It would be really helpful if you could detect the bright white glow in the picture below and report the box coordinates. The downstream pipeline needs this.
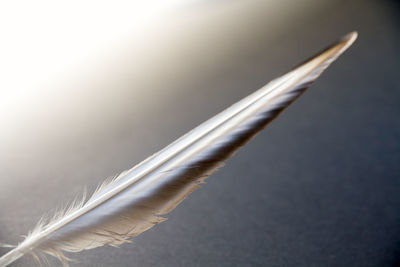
[0,0,183,108]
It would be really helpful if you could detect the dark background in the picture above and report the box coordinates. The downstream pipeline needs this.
[0,0,399,266]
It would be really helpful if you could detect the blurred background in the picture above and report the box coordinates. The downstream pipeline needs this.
[0,0,399,266]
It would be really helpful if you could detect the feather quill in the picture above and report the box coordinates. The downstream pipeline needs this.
[0,32,357,266]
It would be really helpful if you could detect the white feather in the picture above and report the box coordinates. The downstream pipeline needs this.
[0,32,357,267]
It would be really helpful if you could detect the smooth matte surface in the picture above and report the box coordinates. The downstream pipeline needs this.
[0,0,399,266]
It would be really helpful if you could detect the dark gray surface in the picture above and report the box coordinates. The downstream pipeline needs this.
[1,0,399,266]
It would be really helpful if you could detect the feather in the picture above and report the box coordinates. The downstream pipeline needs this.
[0,32,357,266]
